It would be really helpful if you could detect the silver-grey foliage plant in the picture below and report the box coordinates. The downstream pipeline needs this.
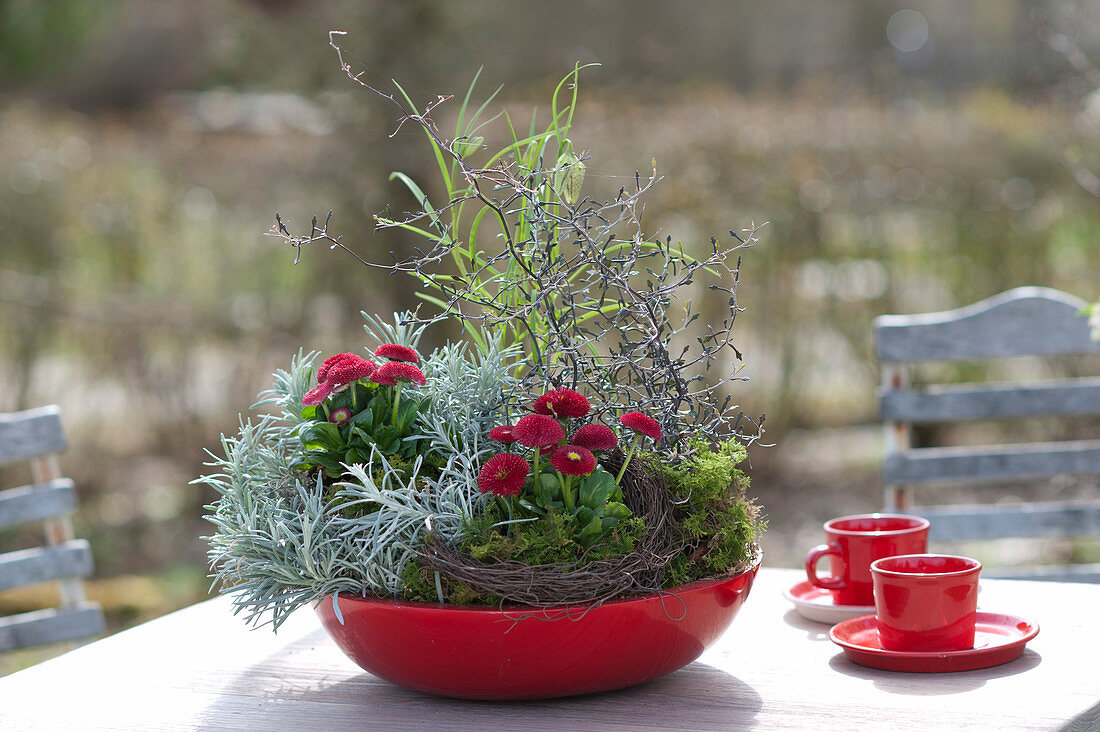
[200,313,518,628]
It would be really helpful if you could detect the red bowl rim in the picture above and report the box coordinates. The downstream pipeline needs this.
[323,548,762,614]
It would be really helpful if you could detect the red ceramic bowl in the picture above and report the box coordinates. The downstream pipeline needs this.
[315,553,761,700]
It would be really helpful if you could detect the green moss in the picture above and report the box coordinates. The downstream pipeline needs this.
[462,504,647,568]
[659,438,765,588]
[467,511,576,564]
[401,559,499,605]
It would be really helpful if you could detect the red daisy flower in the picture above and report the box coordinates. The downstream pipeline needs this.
[316,353,342,383]
[549,445,597,476]
[513,414,566,448]
[532,388,590,419]
[571,424,618,452]
[619,411,662,441]
[318,353,377,386]
[372,360,426,386]
[307,353,377,405]
[329,407,352,426]
[370,371,397,386]
[302,382,333,406]
[488,425,517,444]
[374,343,421,364]
[477,453,530,496]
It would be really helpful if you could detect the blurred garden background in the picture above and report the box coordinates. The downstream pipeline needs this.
[2,0,1100,671]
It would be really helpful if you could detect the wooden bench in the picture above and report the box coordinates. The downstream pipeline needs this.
[875,287,1100,581]
[0,406,105,652]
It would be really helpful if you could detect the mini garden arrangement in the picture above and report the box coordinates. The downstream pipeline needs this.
[200,32,766,699]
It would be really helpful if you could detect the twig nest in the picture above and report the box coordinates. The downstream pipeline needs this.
[417,450,685,608]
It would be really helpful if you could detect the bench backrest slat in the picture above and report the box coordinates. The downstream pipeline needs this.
[882,441,1100,485]
[880,378,1100,423]
[915,501,1100,541]
[0,605,105,654]
[0,540,95,593]
[874,286,1100,363]
[0,480,77,529]
[0,406,67,466]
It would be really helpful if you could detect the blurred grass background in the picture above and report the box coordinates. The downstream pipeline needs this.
[2,0,1100,672]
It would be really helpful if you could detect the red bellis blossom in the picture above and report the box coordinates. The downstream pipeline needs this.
[477,453,530,496]
[488,425,517,444]
[571,424,618,452]
[532,388,590,419]
[318,353,377,385]
[302,384,331,406]
[619,411,662,441]
[371,361,426,387]
[549,445,597,476]
[374,343,420,364]
[369,372,396,387]
[513,414,566,448]
[304,353,377,405]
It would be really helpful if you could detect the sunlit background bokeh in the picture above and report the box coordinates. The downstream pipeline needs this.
[2,0,1100,670]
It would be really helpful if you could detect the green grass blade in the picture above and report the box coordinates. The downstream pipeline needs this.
[465,84,504,136]
[392,80,454,198]
[455,66,484,138]
[467,206,492,260]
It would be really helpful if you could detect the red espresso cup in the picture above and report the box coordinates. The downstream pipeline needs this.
[870,554,981,652]
[804,514,930,606]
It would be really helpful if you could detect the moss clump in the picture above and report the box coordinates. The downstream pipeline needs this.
[401,559,498,605]
[660,438,765,588]
[467,512,647,566]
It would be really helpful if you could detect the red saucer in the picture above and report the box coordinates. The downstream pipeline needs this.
[829,612,1039,673]
[784,581,875,624]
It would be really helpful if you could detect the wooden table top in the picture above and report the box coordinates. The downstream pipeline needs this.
[1,567,1098,731]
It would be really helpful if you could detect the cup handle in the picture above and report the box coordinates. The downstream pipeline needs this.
[805,543,846,590]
